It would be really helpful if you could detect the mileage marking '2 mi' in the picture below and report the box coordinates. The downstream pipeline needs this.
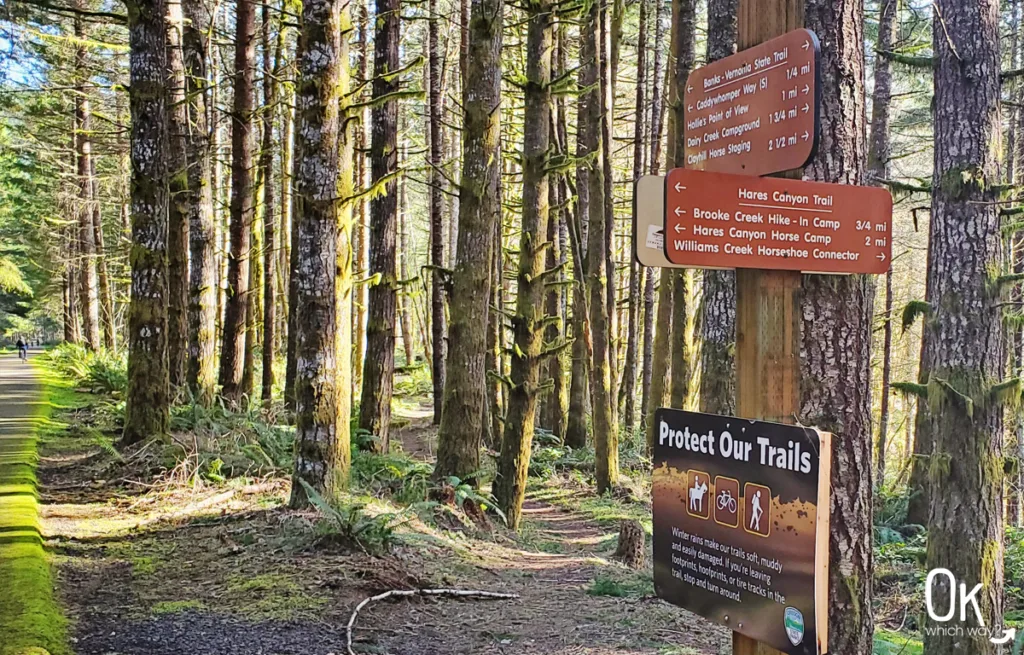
[663,168,892,275]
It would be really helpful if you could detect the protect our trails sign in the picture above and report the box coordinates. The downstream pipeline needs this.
[653,409,831,655]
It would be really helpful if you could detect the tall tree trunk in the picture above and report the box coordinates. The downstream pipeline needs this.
[64,227,81,345]
[495,0,552,527]
[74,8,102,352]
[219,0,257,402]
[540,175,567,439]
[183,0,217,404]
[923,2,1004,653]
[397,148,416,365]
[353,0,370,388]
[288,0,352,506]
[565,47,591,452]
[358,0,400,452]
[801,0,874,650]
[697,0,737,416]
[428,0,448,424]
[620,0,647,434]
[664,0,695,412]
[91,164,116,350]
[435,0,503,476]
[166,0,190,388]
[583,0,618,493]
[260,1,283,405]
[648,0,666,177]
[868,0,896,488]
[123,0,171,445]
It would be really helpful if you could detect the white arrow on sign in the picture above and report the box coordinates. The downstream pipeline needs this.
[802,103,810,113]
[802,40,810,51]
[802,84,810,95]
[688,104,694,112]
[877,253,886,261]
[801,131,809,141]
[687,84,693,92]
[674,183,686,192]
[674,207,685,217]
[673,224,684,234]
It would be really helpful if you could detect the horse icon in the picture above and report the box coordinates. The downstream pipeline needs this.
[689,477,708,513]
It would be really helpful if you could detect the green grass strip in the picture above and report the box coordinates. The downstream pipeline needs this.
[0,357,70,655]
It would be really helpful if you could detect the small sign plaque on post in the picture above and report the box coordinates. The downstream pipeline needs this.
[684,28,820,176]
[653,409,831,655]
[663,167,892,274]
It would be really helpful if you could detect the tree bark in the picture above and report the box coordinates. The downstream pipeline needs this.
[620,0,647,434]
[91,161,116,351]
[582,0,618,493]
[923,2,1005,653]
[353,0,370,388]
[288,0,352,506]
[260,1,283,405]
[73,6,101,353]
[495,0,552,528]
[358,0,401,452]
[219,0,257,402]
[183,0,217,404]
[697,0,737,416]
[166,0,190,388]
[123,0,171,445]
[438,0,504,467]
[801,0,874,650]
[428,0,448,424]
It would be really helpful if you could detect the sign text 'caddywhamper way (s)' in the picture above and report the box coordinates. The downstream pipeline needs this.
[663,168,892,274]
[684,28,819,176]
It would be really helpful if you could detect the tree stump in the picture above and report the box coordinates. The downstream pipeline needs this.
[614,519,646,569]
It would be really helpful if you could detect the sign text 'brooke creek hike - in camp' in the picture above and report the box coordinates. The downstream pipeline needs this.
[653,410,831,655]
[683,28,819,176]
[663,168,893,274]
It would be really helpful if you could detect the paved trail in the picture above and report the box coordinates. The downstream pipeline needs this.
[0,351,66,655]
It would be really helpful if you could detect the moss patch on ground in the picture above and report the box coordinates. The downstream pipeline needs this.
[0,357,69,655]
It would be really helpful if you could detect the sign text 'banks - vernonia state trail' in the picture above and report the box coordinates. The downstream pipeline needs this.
[684,28,819,176]
[663,168,892,274]
[653,409,831,655]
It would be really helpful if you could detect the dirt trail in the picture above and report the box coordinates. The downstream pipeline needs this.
[42,397,726,655]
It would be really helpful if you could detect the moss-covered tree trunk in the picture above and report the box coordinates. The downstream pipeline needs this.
[352,0,370,390]
[494,0,552,528]
[289,0,352,506]
[582,0,618,493]
[566,56,590,451]
[620,0,646,434]
[73,7,102,353]
[800,0,874,650]
[427,0,448,424]
[182,0,216,404]
[260,2,283,406]
[697,0,737,416]
[358,0,400,452]
[166,0,189,389]
[923,1,1005,653]
[123,0,171,446]
[219,0,257,403]
[868,0,896,487]
[540,177,568,440]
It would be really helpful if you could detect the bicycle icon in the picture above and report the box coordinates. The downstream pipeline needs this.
[717,489,737,513]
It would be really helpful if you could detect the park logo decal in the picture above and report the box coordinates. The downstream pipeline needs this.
[784,607,804,646]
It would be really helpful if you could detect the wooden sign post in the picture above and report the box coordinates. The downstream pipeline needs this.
[735,2,805,655]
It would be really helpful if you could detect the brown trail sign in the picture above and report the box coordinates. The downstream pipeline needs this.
[684,29,819,177]
[662,168,892,274]
[653,409,831,655]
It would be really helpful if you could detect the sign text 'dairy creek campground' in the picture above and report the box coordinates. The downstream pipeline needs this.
[653,410,831,655]
[684,28,819,176]
[663,168,892,274]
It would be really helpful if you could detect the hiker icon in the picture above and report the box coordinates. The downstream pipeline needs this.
[743,482,771,537]
[687,471,711,519]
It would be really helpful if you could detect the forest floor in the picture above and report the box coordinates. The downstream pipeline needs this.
[36,368,731,655]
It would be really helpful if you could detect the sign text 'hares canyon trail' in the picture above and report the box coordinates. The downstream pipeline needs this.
[663,168,892,275]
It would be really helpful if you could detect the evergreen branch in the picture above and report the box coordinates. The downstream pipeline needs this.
[891,381,928,399]
[882,178,931,194]
[900,300,932,333]
[348,89,425,112]
[877,50,935,69]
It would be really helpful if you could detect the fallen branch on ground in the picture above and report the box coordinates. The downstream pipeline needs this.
[346,588,520,655]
